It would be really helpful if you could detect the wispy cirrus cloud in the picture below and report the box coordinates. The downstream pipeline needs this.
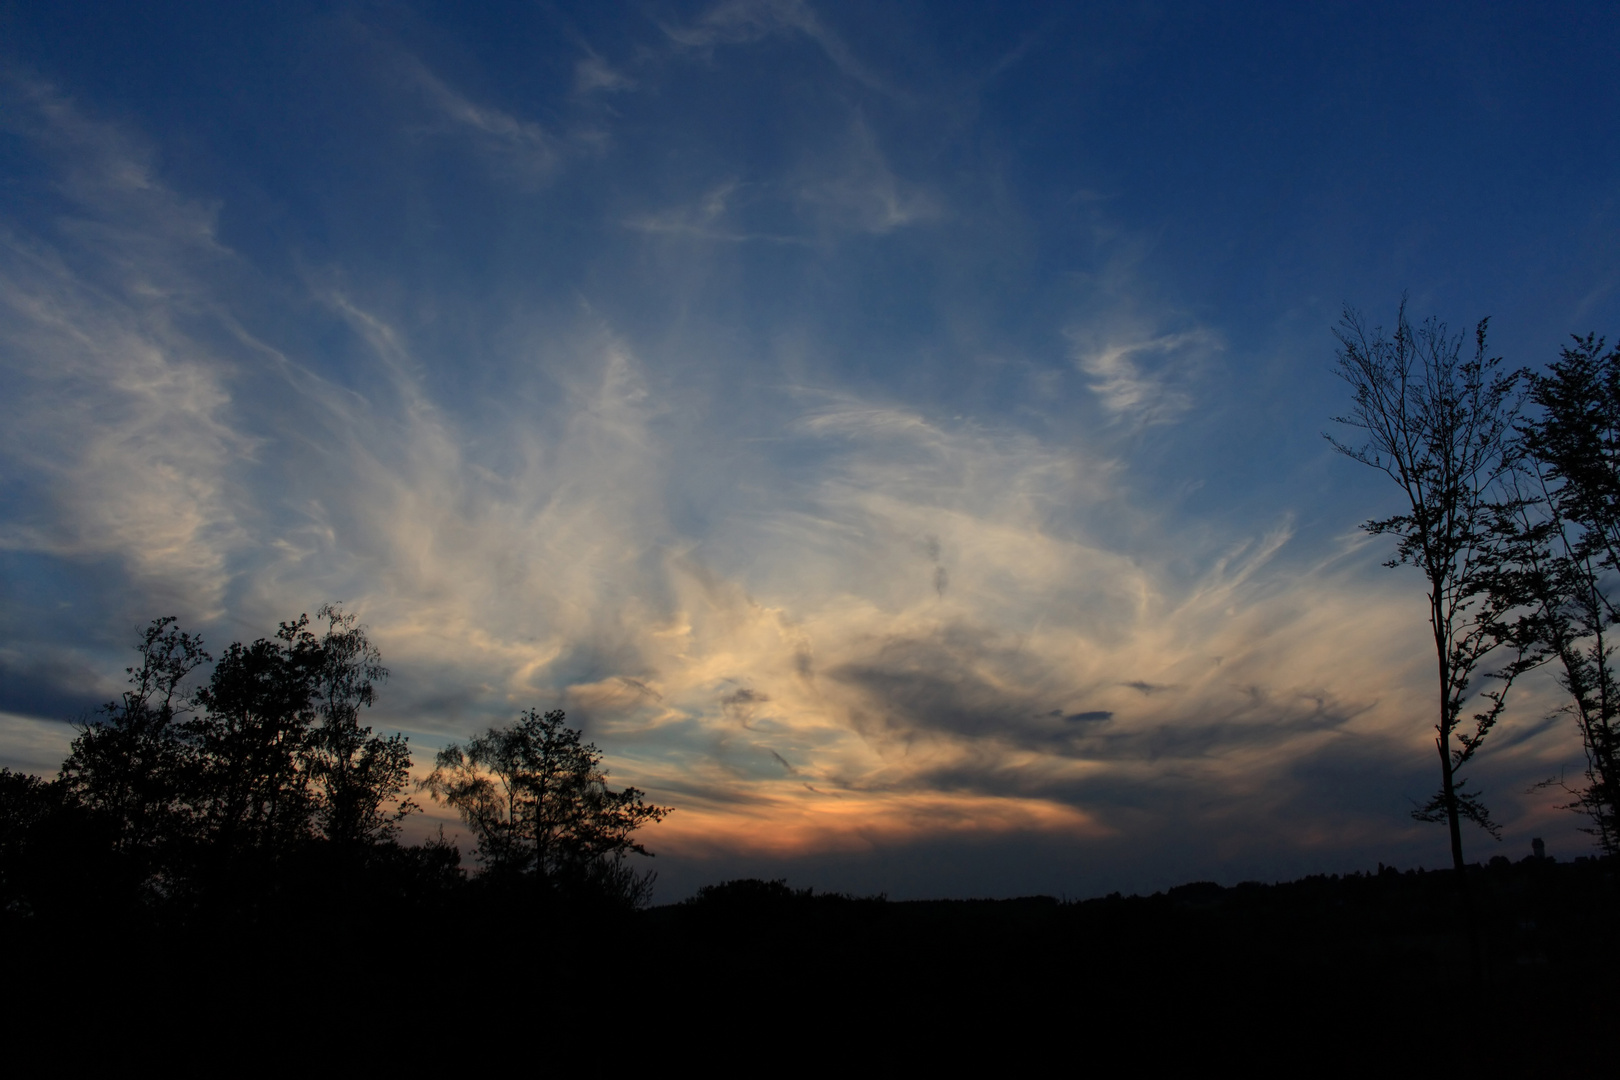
[0,13,1594,904]
[624,180,814,244]
[1070,328,1216,425]
[573,52,636,97]
[627,115,939,243]
[794,116,941,235]
[0,136,1555,866]
[390,52,560,183]
[662,0,893,95]
[0,78,250,615]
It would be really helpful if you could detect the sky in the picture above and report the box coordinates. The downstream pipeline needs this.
[2,0,1618,901]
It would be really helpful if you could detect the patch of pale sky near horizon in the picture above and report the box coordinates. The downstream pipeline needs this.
[0,53,1596,880]
[0,713,75,776]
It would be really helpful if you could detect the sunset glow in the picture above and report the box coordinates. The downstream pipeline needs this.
[3,1,1615,900]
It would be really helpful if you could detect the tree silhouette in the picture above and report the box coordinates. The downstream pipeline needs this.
[0,768,82,918]
[59,617,210,888]
[422,708,669,906]
[1520,334,1620,852]
[189,615,326,865]
[303,604,414,849]
[188,605,417,890]
[1328,302,1543,874]
[55,607,418,907]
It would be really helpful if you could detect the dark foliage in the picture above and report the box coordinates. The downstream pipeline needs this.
[1519,335,1620,853]
[9,599,1618,1060]
[13,607,440,926]
[4,609,681,940]
[0,768,105,919]
[58,616,210,901]
[619,857,1614,1061]
[422,707,670,909]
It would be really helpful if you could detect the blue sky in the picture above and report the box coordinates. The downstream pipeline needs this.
[3,1,1617,899]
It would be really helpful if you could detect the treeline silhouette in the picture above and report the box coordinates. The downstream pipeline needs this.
[653,862,1612,1064]
[3,607,1616,1054]
[0,607,664,945]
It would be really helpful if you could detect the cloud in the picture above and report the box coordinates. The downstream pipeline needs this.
[391,53,559,182]
[0,58,1584,894]
[624,180,816,244]
[794,116,941,234]
[0,644,116,723]
[0,78,250,615]
[627,114,942,242]
[1070,328,1216,424]
[0,712,77,776]
[1,231,1571,878]
[662,0,892,94]
[574,53,636,96]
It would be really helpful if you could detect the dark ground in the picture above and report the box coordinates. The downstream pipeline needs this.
[9,854,1611,1063]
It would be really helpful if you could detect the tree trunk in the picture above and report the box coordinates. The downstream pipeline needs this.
[1438,732,1466,874]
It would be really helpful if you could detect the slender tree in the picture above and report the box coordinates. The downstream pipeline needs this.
[1328,302,1542,874]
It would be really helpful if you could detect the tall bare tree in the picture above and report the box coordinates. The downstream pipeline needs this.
[1328,301,1542,874]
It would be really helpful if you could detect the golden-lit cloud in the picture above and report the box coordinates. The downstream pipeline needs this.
[230,298,1530,867]
[0,41,1594,900]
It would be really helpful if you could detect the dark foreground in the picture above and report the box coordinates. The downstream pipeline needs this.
[8,855,1613,1062]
